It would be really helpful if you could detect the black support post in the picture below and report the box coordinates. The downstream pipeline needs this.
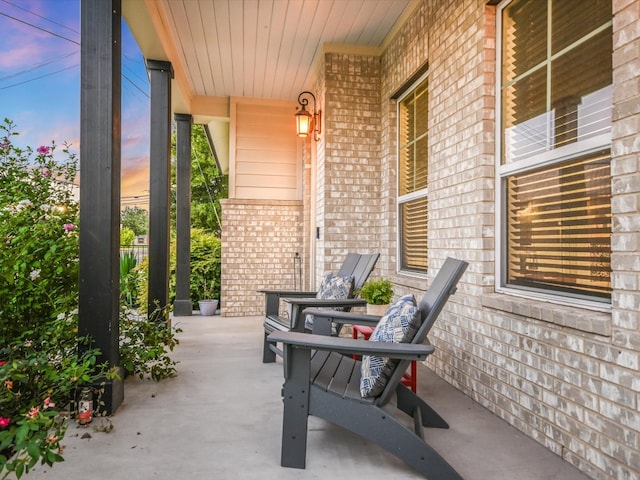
[146,60,174,320]
[79,0,124,414]
[173,113,193,316]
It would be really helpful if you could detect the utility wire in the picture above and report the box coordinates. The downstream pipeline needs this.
[0,65,77,90]
[194,155,222,229]
[1,63,147,98]
[123,53,148,85]
[1,0,79,34]
[1,7,148,97]
[0,11,79,45]
[123,73,149,98]
[0,51,77,81]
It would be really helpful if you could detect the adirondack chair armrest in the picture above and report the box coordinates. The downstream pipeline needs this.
[257,289,318,296]
[267,331,435,361]
[258,289,318,317]
[301,308,380,335]
[282,297,367,332]
[283,297,366,308]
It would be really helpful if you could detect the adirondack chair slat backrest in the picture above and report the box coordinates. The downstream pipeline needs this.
[336,253,361,279]
[348,254,380,291]
[375,257,468,406]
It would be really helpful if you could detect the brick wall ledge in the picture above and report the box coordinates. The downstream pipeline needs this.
[220,199,303,206]
[481,293,611,337]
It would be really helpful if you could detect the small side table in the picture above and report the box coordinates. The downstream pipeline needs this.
[352,325,417,393]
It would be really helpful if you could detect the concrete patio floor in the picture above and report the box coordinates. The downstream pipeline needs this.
[26,314,590,480]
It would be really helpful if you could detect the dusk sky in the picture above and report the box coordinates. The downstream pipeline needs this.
[0,0,151,209]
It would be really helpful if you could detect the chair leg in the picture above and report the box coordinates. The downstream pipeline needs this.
[280,346,311,469]
[396,383,449,429]
[263,332,276,363]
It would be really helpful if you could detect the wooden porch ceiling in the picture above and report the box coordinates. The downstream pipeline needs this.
[124,0,416,107]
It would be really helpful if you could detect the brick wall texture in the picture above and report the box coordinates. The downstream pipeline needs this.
[220,199,303,317]
[221,1,639,478]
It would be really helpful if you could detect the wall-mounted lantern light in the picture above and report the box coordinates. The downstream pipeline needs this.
[295,91,321,141]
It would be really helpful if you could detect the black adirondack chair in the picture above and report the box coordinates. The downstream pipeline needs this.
[260,252,379,363]
[267,257,468,479]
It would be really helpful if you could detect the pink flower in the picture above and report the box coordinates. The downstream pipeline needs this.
[0,417,10,428]
[0,361,4,366]
[44,396,56,409]
[37,145,50,155]
[26,407,40,419]
[63,223,75,232]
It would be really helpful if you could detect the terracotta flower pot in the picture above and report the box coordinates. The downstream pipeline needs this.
[366,303,390,316]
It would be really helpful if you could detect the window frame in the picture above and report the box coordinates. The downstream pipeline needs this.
[396,72,429,276]
[495,0,613,311]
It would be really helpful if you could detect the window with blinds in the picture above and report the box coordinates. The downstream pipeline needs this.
[506,151,611,299]
[398,77,428,273]
[499,0,612,302]
[501,0,612,164]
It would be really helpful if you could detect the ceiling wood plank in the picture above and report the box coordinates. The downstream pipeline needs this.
[252,0,274,98]
[213,0,234,96]
[261,0,289,98]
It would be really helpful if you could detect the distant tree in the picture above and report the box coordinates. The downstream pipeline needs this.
[121,206,148,236]
[171,124,228,236]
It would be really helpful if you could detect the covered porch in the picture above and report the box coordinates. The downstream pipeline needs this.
[27,314,589,480]
[75,1,640,478]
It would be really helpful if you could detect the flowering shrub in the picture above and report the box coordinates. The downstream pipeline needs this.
[0,120,105,477]
[0,119,79,340]
[0,317,105,478]
[0,119,181,477]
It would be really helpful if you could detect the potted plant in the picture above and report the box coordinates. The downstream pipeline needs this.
[358,278,394,315]
[198,278,218,316]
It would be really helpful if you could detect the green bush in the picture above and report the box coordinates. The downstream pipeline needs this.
[120,226,135,246]
[119,306,180,381]
[166,229,221,306]
[189,229,221,302]
[120,251,139,308]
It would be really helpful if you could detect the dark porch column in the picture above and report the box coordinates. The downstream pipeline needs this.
[173,113,193,316]
[79,0,124,414]
[146,60,174,320]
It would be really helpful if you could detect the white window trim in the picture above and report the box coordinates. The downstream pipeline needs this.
[494,0,612,311]
[396,71,429,277]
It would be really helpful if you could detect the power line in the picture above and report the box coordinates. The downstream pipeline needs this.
[1,6,148,97]
[0,51,77,82]
[194,155,222,229]
[1,63,148,98]
[123,73,149,99]
[0,0,79,35]
[0,11,79,45]
[0,64,77,90]
[123,54,149,86]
